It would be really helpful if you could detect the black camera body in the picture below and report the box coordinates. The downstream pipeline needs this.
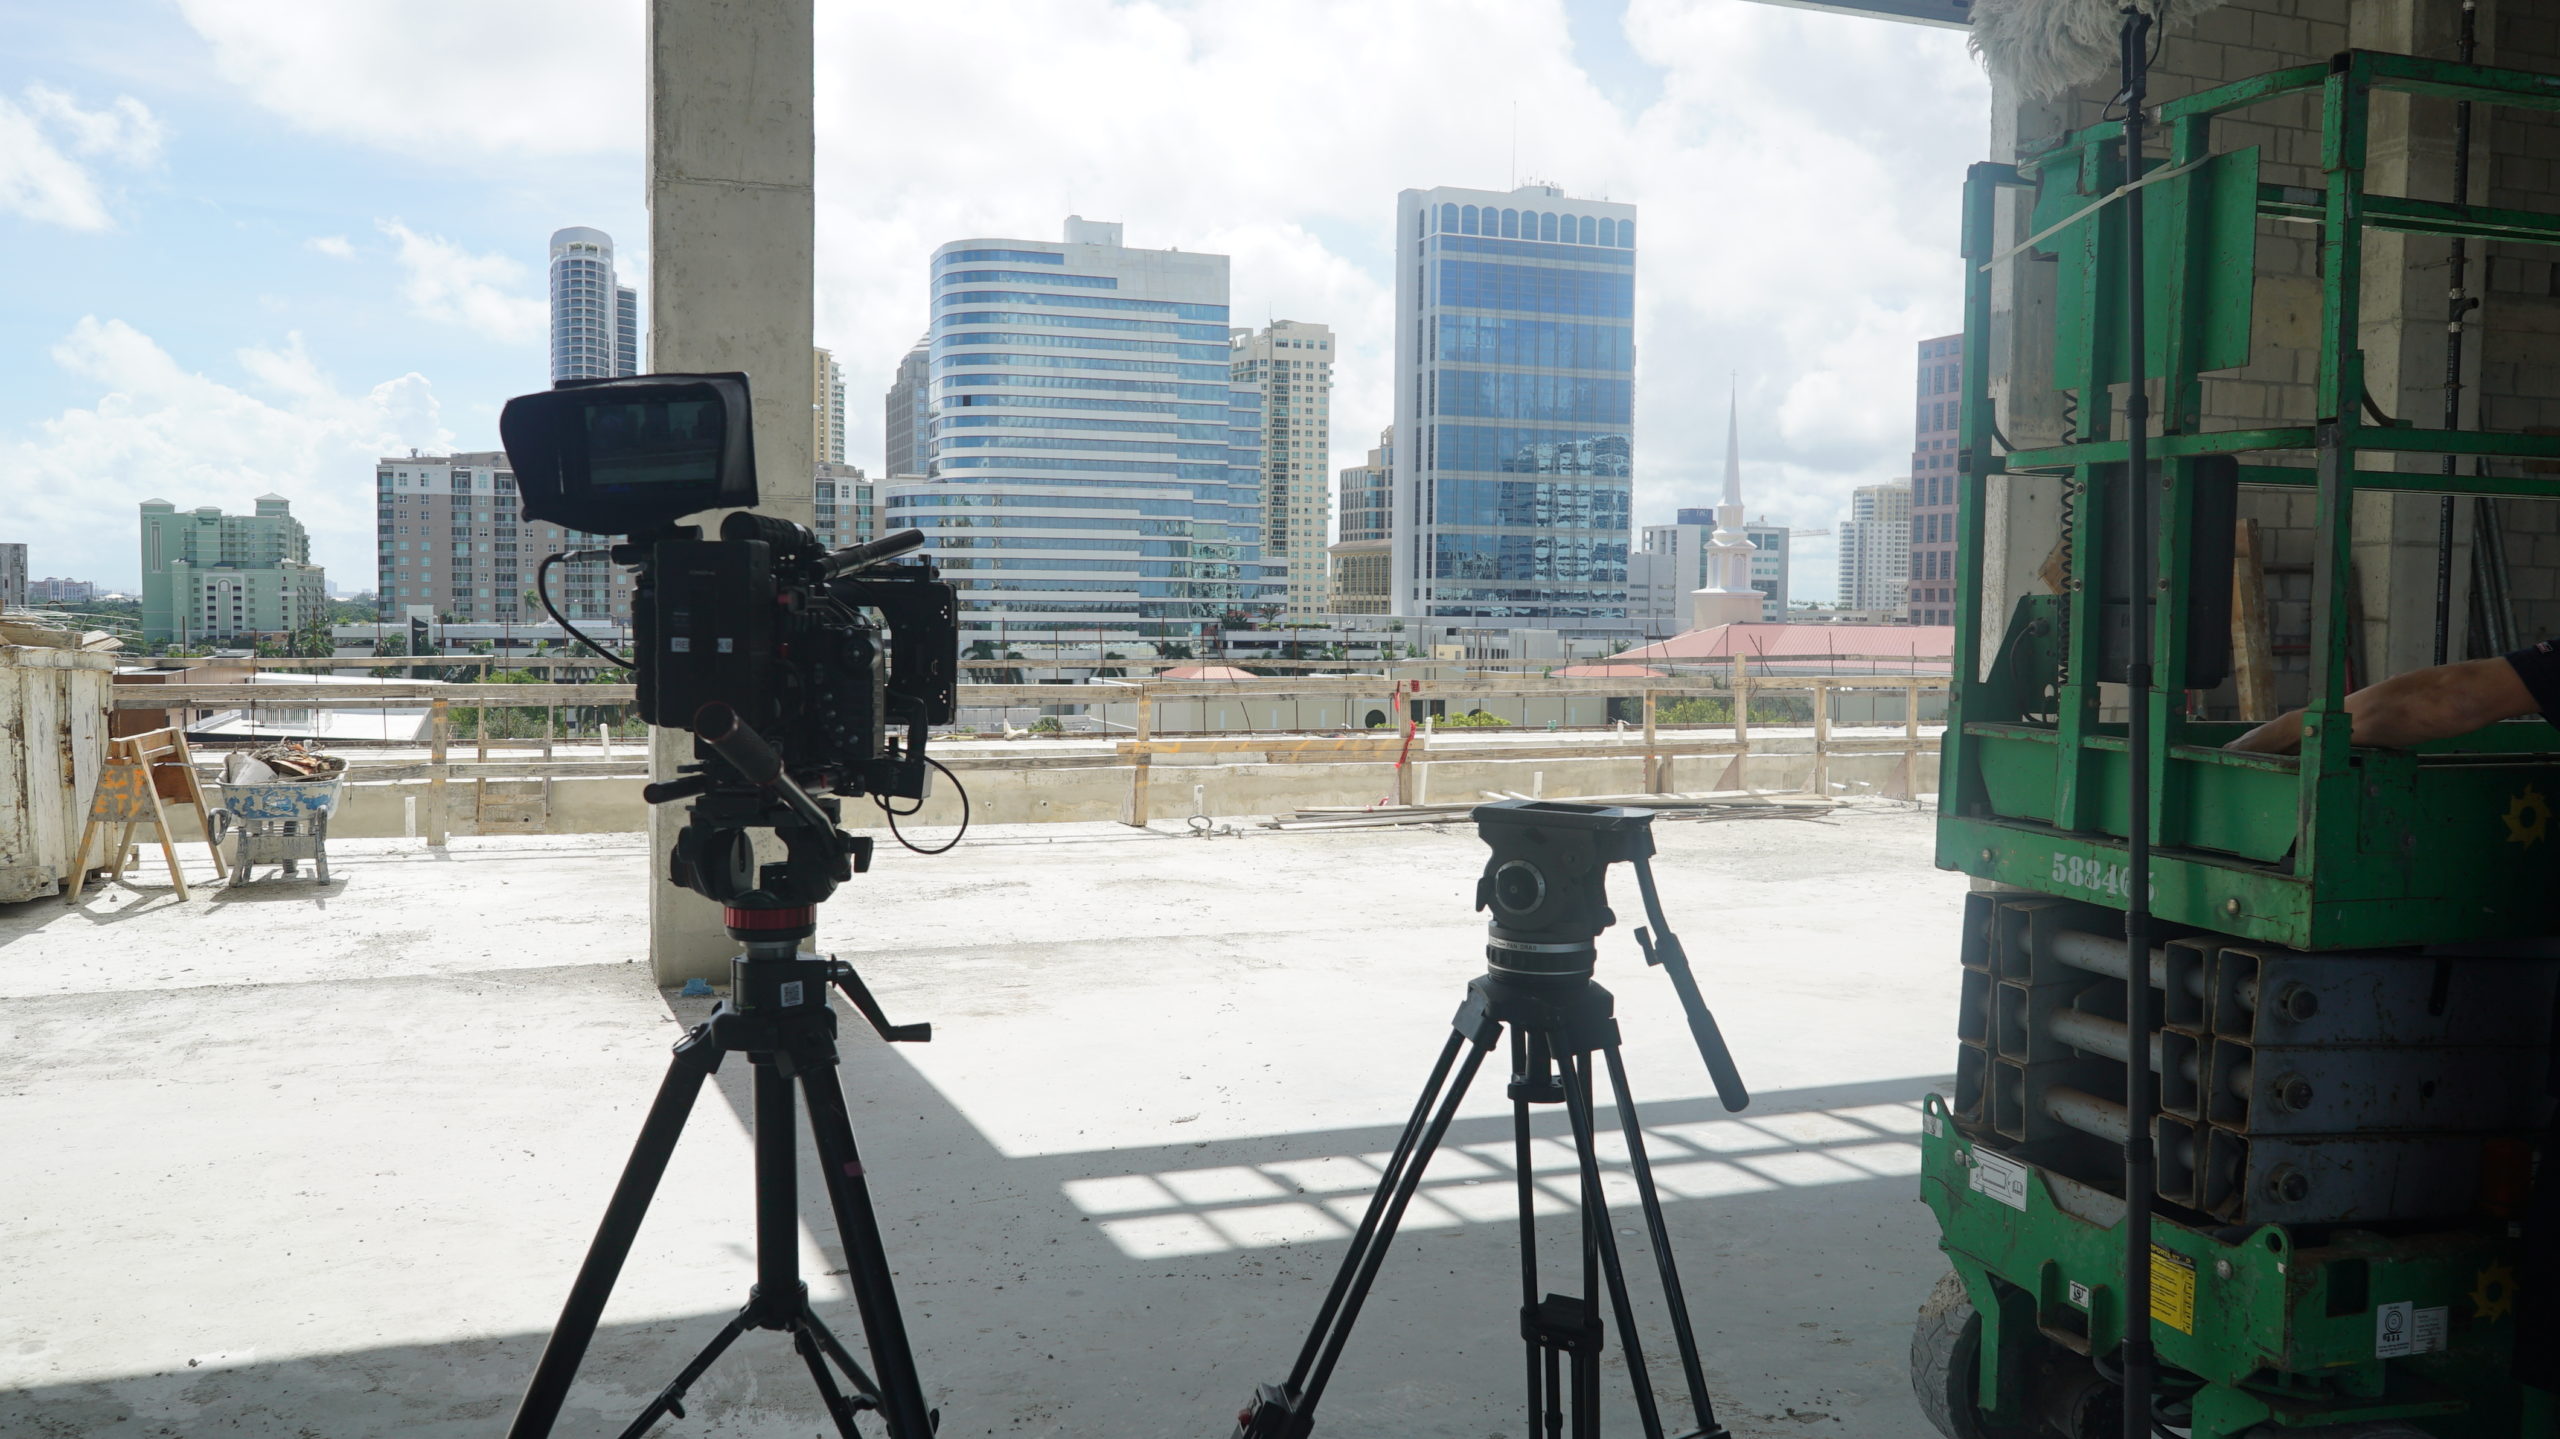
[500,372,957,803]
[1473,800,1657,976]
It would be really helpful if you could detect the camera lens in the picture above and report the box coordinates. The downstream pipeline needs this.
[1491,860,1546,916]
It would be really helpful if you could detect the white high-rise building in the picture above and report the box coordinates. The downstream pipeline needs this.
[884,217,1275,647]
[1838,481,1913,616]
[549,227,639,383]
[1230,320,1334,619]
[1390,183,1637,630]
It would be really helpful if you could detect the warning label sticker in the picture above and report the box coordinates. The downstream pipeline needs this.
[2376,1302,2448,1358]
[1970,1149,2029,1210]
[2151,1246,2196,1334]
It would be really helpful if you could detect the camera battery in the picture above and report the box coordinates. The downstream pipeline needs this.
[644,538,777,734]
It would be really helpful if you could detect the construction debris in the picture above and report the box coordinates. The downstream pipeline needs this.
[224,741,349,784]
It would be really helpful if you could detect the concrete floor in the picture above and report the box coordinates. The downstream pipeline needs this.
[0,802,1967,1438]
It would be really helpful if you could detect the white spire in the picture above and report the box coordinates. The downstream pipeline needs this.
[1723,376,1743,507]
[1691,377,1765,630]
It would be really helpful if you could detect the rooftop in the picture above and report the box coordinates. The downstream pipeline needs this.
[2,807,1961,1435]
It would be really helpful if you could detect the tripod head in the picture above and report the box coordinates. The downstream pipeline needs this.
[1472,801,1750,1112]
[645,702,872,950]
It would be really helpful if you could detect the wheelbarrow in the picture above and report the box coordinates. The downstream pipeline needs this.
[210,778,344,885]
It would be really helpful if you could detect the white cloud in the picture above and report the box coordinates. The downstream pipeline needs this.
[7,319,451,587]
[24,84,165,165]
[0,85,163,231]
[378,220,547,344]
[176,0,640,157]
[308,234,355,259]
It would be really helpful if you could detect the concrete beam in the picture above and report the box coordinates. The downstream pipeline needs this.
[645,0,815,985]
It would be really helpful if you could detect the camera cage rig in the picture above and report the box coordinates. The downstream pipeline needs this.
[497,371,967,869]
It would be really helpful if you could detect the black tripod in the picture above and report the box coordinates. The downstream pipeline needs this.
[1233,801,1750,1439]
[507,709,938,1439]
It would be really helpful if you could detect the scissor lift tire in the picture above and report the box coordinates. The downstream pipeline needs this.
[1913,1271,2036,1439]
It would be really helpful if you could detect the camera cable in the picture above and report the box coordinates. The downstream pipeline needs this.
[874,755,969,855]
[536,550,637,669]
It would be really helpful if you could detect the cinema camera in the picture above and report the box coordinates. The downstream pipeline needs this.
[497,373,960,1439]
[499,372,962,873]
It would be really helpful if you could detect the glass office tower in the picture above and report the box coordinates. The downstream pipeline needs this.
[1389,184,1636,626]
[883,217,1273,649]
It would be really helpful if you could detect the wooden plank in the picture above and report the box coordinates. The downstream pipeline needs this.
[1641,689,1659,793]
[2231,517,2279,721]
[1812,681,1833,798]
[1124,687,1153,828]
[426,700,449,848]
[119,682,636,707]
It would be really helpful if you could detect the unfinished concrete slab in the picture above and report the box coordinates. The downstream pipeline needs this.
[0,804,1963,1437]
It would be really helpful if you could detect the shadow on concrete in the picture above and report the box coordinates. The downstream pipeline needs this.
[0,981,1955,1439]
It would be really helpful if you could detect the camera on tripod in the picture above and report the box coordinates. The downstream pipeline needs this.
[498,372,959,810]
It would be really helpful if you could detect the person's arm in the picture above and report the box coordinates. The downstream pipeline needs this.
[2225,656,2542,755]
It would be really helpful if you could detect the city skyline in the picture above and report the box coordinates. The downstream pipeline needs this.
[0,3,1986,596]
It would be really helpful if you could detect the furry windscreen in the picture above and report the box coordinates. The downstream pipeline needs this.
[1968,0,2230,102]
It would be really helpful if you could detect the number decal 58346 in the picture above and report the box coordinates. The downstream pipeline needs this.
[2050,852,2155,901]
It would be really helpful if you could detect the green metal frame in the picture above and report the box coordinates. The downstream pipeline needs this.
[1922,1098,2546,1439]
[1930,52,2560,1438]
[1939,51,2560,954]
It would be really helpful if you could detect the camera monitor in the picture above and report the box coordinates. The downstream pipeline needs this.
[499,372,759,535]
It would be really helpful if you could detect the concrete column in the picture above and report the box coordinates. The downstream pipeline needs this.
[2349,0,2490,677]
[645,0,815,985]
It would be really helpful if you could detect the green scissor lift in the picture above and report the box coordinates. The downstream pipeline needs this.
[1922,52,2560,1439]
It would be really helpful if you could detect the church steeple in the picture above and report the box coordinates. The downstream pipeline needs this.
[1722,378,1744,507]
[1691,379,1766,630]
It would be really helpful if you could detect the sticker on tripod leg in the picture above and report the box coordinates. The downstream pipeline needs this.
[780,980,805,1007]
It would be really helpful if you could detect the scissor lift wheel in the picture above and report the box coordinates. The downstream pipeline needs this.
[1913,1272,2037,1439]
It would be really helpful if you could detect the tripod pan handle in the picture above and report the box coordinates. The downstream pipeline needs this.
[1667,960,1750,1113]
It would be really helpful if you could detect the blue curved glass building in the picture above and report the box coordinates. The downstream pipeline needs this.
[884,218,1273,650]
[1389,185,1637,626]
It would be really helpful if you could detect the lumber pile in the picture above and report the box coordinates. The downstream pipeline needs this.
[1259,791,1835,832]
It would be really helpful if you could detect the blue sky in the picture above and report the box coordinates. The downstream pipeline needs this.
[1,0,1985,596]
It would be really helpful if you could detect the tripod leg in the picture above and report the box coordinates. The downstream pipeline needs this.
[1284,1028,1469,1397]
[802,1308,886,1405]
[1513,1029,1545,1439]
[508,1027,724,1439]
[755,1057,800,1303]
[1603,1045,1724,1437]
[1291,1033,1493,1422]
[1559,1052,1666,1439]
[792,1321,868,1439]
[609,1304,754,1439]
[798,1059,939,1439]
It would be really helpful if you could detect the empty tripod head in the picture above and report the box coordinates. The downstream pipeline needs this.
[1473,801,1655,978]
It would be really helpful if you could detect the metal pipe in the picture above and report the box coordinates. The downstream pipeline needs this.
[2036,928,2208,1003]
[2045,1085,2129,1144]
[2115,16,2161,1429]
[2042,1087,2202,1178]
[2434,0,2481,662]
[2044,1008,2201,1085]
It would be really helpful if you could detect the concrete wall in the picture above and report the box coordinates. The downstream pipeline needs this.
[311,743,1942,840]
